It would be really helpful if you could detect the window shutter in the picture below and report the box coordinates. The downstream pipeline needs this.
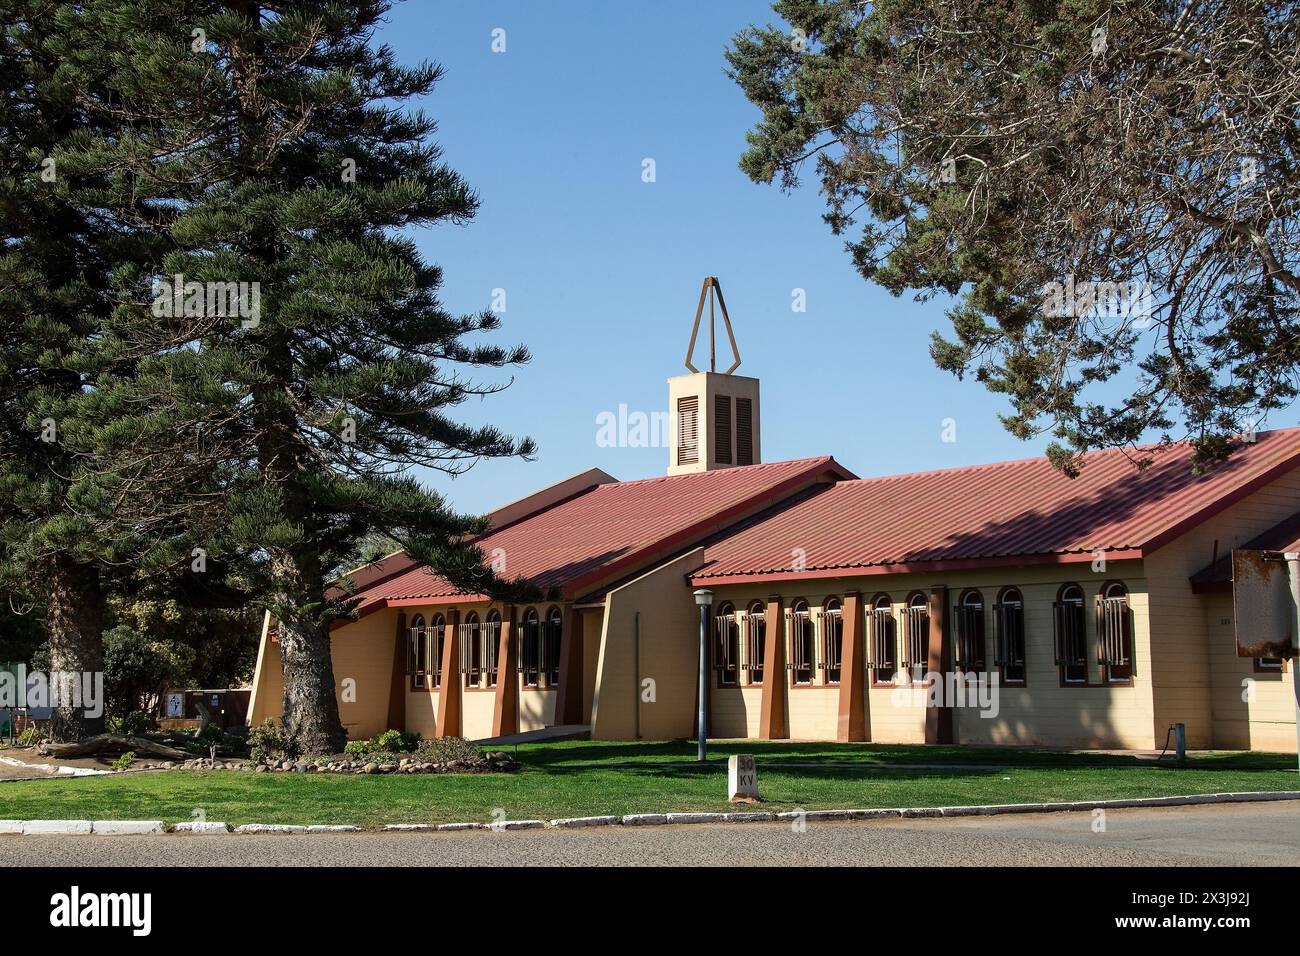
[735,398,753,465]
[714,394,732,464]
[676,397,699,465]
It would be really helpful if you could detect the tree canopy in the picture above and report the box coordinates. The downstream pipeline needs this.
[728,0,1299,472]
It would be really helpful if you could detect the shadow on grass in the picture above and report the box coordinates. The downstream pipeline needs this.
[510,739,1295,773]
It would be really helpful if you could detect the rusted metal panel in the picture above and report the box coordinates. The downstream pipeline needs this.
[1231,550,1297,658]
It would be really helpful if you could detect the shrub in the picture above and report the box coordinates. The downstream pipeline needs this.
[415,736,483,764]
[16,724,48,747]
[343,729,420,755]
[111,751,135,772]
[105,711,157,737]
[248,719,298,763]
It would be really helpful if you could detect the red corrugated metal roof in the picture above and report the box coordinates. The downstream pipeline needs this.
[691,428,1300,583]
[349,456,852,611]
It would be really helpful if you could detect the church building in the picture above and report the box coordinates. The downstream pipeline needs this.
[248,280,1300,752]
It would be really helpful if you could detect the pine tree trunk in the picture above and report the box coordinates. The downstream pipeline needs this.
[45,556,106,742]
[278,609,347,756]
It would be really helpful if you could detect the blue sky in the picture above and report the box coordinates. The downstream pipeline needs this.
[375,1,1294,516]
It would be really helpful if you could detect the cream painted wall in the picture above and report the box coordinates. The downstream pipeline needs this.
[1206,593,1297,751]
[520,687,557,731]
[1144,467,1300,750]
[330,607,400,740]
[405,688,440,738]
[591,549,706,740]
[711,686,763,738]
[462,690,496,740]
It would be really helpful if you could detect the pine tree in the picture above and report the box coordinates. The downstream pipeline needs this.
[0,1,119,739]
[61,1,535,753]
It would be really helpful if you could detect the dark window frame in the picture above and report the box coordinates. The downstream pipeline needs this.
[869,593,897,686]
[714,602,741,688]
[1097,582,1134,686]
[820,597,843,685]
[953,589,986,675]
[993,587,1026,686]
[1054,584,1089,686]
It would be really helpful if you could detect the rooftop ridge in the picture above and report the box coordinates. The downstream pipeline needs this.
[829,426,1300,489]
[593,455,837,489]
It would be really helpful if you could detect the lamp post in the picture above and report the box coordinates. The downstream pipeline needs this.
[694,588,713,763]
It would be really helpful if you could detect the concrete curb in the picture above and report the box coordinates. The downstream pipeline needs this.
[2,790,1296,836]
[91,820,165,835]
[20,820,94,835]
[170,822,231,833]
[549,815,620,828]
[233,823,308,834]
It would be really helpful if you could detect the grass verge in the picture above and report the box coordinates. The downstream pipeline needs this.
[0,741,1292,827]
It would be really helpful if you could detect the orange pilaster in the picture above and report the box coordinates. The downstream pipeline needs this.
[758,595,788,739]
[837,591,867,742]
[491,606,519,737]
[435,609,461,738]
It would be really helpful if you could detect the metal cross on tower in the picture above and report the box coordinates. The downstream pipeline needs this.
[684,276,741,374]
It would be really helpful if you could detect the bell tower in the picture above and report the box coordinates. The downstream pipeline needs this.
[668,277,762,475]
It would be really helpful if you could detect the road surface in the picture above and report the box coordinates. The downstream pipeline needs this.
[0,801,1295,866]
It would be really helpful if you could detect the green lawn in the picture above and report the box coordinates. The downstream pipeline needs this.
[0,741,1293,827]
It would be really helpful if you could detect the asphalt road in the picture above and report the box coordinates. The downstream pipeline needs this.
[1,801,1296,866]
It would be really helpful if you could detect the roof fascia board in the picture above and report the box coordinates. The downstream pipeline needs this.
[1140,448,1300,556]
[689,548,1145,587]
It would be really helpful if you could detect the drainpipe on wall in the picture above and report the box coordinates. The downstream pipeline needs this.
[1286,553,1300,774]
[633,611,640,740]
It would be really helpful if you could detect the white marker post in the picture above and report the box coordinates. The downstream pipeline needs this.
[728,754,759,803]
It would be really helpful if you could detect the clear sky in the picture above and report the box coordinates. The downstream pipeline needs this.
[374,0,1296,517]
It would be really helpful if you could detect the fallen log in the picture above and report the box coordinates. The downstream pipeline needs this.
[39,734,190,760]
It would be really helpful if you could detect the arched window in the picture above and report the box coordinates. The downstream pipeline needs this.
[789,599,815,685]
[485,610,503,687]
[993,588,1025,685]
[429,614,445,688]
[545,606,563,687]
[821,597,843,684]
[715,602,740,687]
[1098,582,1133,684]
[462,612,482,688]
[409,614,427,689]
[1054,584,1087,684]
[521,607,542,687]
[954,589,986,674]
[903,592,930,682]
[745,600,766,684]
[870,593,896,685]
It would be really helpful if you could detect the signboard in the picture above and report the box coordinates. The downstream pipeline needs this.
[166,693,185,719]
[1231,550,1297,658]
[728,754,759,803]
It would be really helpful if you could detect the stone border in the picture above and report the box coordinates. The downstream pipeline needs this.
[2,791,1296,835]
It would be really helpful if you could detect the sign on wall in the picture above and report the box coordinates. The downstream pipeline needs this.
[166,693,185,719]
[1231,550,1297,658]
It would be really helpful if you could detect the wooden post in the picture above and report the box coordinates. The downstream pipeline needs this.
[435,609,461,738]
[555,606,585,725]
[386,611,408,732]
[492,605,519,737]
[837,591,867,742]
[925,586,954,745]
[758,595,788,739]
